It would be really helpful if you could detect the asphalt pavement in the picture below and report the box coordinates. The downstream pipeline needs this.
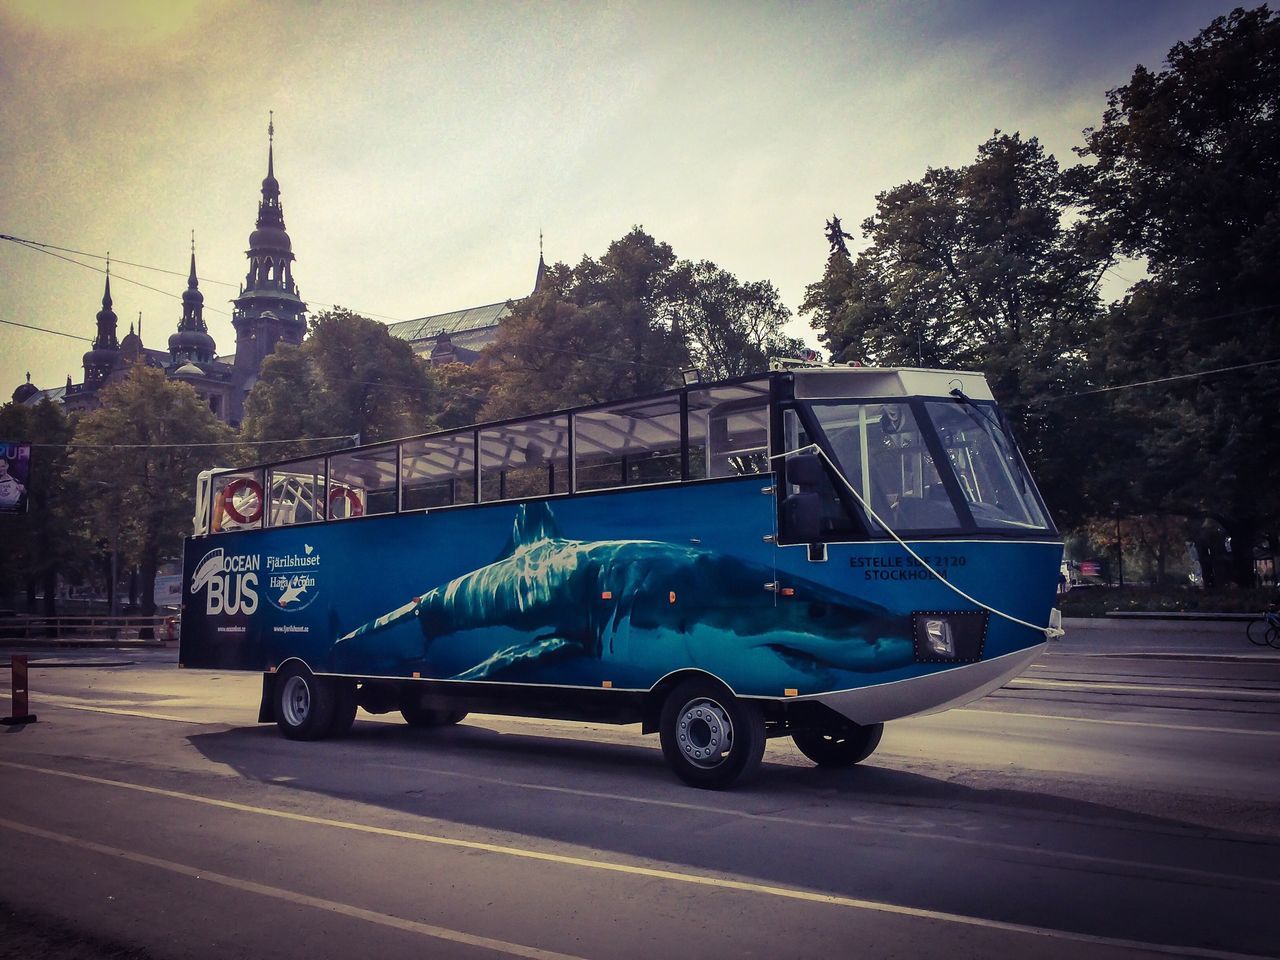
[1,622,1277,960]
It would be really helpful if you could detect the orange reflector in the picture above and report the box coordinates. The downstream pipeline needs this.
[784,688,799,697]
[669,591,677,603]
[601,591,613,600]
[602,680,613,688]
[412,671,420,679]
[781,587,795,597]
[267,665,276,673]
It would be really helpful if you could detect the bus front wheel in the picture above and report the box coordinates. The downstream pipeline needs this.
[791,722,883,767]
[274,663,338,741]
[659,678,765,789]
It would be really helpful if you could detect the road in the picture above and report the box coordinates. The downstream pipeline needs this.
[1,628,1278,960]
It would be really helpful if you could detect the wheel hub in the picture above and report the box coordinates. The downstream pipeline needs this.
[676,697,733,768]
[282,675,311,726]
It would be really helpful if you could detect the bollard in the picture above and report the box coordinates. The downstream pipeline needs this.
[2,654,37,725]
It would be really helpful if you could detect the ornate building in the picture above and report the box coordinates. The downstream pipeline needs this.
[11,118,545,420]
[13,120,306,426]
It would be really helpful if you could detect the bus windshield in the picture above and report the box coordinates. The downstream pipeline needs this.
[800,398,1052,536]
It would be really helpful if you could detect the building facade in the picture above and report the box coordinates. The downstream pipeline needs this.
[12,121,308,427]
[11,120,544,420]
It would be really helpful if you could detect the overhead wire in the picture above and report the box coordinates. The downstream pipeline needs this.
[2,232,409,323]
[1,318,92,342]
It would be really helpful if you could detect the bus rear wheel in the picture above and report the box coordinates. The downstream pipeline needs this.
[791,722,883,767]
[659,678,765,789]
[275,663,338,741]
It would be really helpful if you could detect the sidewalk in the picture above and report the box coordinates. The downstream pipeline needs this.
[1058,616,1275,660]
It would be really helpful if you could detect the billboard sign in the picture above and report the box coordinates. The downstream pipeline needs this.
[0,441,31,515]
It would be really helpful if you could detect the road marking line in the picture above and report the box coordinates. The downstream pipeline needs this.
[1008,678,1280,699]
[0,760,1268,960]
[30,693,201,724]
[956,707,1280,737]
[0,817,588,960]
[370,761,1280,891]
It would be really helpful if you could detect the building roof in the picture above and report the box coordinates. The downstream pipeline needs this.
[21,385,67,406]
[386,301,512,344]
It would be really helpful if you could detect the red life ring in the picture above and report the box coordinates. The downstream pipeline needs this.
[328,486,364,519]
[222,477,263,525]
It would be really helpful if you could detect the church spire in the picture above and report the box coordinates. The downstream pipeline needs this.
[533,230,547,294]
[94,257,117,349]
[232,113,306,410]
[83,256,120,385]
[170,232,215,364]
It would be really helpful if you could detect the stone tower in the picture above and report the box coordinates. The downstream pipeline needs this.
[231,115,306,396]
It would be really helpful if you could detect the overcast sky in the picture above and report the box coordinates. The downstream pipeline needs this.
[0,0,1238,400]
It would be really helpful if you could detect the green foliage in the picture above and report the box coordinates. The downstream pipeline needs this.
[802,133,1109,524]
[0,399,84,612]
[70,365,236,613]
[242,307,435,459]
[1071,5,1280,585]
[481,230,689,420]
[479,228,803,421]
[676,261,804,379]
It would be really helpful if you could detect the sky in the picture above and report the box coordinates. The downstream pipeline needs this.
[0,0,1241,401]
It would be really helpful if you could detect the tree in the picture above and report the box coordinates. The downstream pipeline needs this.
[0,399,86,614]
[802,133,1109,524]
[1072,5,1280,586]
[479,230,689,419]
[242,307,436,460]
[70,365,235,615]
[480,228,803,420]
[676,261,805,379]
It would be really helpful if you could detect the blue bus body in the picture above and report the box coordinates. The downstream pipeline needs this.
[180,367,1062,786]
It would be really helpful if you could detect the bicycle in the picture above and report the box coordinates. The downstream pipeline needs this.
[1246,606,1280,649]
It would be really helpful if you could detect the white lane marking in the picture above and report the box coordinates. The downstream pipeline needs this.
[956,707,1280,737]
[31,693,201,724]
[0,760,1269,960]
[1009,678,1280,699]
[370,760,1279,892]
[0,817,588,960]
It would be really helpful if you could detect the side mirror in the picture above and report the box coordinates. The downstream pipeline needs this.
[783,491,822,544]
[785,452,823,490]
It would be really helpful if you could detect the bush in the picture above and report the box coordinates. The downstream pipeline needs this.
[1059,586,1277,617]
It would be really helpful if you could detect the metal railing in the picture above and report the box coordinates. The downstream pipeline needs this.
[0,614,178,643]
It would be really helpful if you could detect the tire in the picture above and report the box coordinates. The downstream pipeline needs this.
[659,678,765,789]
[792,722,884,767]
[274,663,337,741]
[400,688,467,727]
[1247,619,1268,646]
[1268,625,1280,650]
[326,679,358,738]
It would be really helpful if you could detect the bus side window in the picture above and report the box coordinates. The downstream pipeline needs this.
[330,446,397,519]
[402,432,476,509]
[574,399,682,492]
[687,381,770,479]
[267,458,326,526]
[479,417,570,503]
[211,469,265,532]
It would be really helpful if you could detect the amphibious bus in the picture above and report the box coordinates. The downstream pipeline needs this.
[180,364,1063,788]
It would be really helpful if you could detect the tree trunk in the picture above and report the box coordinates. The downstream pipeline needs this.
[41,567,57,616]
[1225,519,1258,589]
[140,547,159,618]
